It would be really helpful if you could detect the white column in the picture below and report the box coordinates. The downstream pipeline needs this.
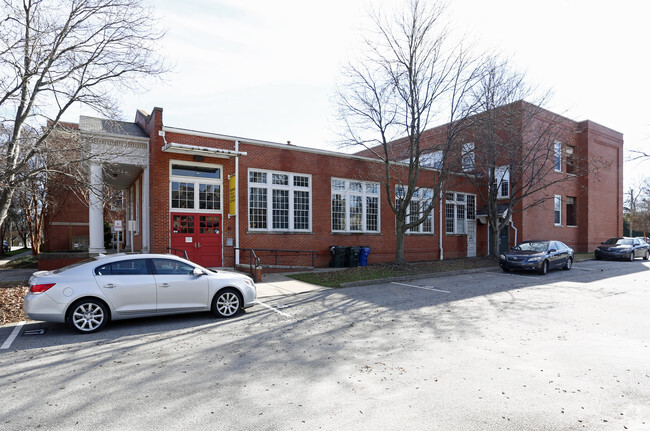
[88,163,106,254]
[142,164,150,252]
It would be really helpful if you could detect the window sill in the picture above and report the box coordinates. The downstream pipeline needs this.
[331,232,382,235]
[247,230,314,235]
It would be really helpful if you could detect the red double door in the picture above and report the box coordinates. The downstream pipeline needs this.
[170,213,222,267]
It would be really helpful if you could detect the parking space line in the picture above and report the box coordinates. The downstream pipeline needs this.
[391,282,450,293]
[1,321,25,350]
[255,300,292,318]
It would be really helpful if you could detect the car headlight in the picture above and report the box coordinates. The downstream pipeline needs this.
[499,254,505,260]
[527,256,543,262]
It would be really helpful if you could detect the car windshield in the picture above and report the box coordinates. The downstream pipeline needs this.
[603,238,632,246]
[513,241,548,252]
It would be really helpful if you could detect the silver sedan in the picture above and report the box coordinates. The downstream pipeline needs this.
[24,253,257,333]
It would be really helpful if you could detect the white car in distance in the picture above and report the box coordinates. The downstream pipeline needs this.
[24,254,257,333]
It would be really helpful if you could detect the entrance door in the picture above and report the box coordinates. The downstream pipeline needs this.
[466,220,476,257]
[170,213,222,267]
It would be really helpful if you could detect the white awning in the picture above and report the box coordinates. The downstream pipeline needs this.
[162,142,247,158]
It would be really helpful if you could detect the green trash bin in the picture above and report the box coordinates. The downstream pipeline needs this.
[345,246,361,267]
[330,246,346,267]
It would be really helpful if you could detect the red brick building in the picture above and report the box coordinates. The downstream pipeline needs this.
[43,103,623,270]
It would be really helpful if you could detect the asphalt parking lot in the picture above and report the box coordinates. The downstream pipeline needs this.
[1,259,649,430]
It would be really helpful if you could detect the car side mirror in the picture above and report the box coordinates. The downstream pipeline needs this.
[192,267,205,277]
[548,248,557,253]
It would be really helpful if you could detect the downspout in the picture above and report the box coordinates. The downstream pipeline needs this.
[439,198,444,260]
[235,140,240,266]
[510,218,518,246]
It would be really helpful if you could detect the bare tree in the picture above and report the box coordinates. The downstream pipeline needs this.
[462,60,602,256]
[0,0,167,229]
[626,180,650,238]
[336,0,484,264]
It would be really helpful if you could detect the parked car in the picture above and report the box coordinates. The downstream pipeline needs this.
[2,241,8,253]
[24,253,257,333]
[595,237,650,261]
[499,240,574,275]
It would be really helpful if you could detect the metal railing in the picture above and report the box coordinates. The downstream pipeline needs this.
[166,247,189,260]
[234,248,319,270]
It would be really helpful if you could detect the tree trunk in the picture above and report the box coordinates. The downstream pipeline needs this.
[395,227,406,265]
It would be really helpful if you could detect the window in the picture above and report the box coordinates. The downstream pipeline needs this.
[445,192,475,234]
[420,151,443,169]
[152,259,195,275]
[94,259,150,276]
[493,166,510,199]
[331,178,380,233]
[566,196,576,226]
[566,145,576,175]
[554,195,562,225]
[396,186,434,234]
[462,143,475,172]
[554,142,562,172]
[248,169,311,231]
[170,162,222,212]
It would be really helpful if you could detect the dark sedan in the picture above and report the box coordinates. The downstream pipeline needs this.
[595,237,649,261]
[499,240,574,275]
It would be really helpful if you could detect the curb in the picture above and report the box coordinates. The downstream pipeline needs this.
[340,265,500,288]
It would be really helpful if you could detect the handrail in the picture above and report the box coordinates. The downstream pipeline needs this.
[166,247,189,260]
[234,247,318,271]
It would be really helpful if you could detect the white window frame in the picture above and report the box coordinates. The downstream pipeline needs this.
[396,186,434,234]
[554,141,562,172]
[331,178,380,233]
[169,160,223,213]
[248,168,312,232]
[462,143,475,172]
[493,166,510,199]
[445,192,475,234]
[554,195,562,226]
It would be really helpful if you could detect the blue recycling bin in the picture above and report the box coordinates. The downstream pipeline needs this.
[359,246,371,266]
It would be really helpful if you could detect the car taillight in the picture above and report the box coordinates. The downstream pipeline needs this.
[30,283,55,293]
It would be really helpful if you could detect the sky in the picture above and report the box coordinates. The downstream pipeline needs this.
[70,0,650,187]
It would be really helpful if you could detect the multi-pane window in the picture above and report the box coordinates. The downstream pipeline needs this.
[554,195,562,225]
[493,166,510,199]
[445,192,475,234]
[248,169,311,231]
[462,143,475,172]
[566,196,577,226]
[170,163,221,211]
[554,142,562,172]
[396,186,434,234]
[331,179,380,233]
[171,181,194,208]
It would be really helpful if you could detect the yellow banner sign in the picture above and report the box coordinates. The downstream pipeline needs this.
[229,175,236,216]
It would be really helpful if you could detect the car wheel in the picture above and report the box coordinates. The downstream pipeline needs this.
[595,254,602,260]
[212,288,242,318]
[629,252,635,262]
[538,260,549,275]
[564,257,573,270]
[67,299,108,334]
[644,250,649,261]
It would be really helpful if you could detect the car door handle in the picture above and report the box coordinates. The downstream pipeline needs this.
[104,283,115,289]
[160,283,169,288]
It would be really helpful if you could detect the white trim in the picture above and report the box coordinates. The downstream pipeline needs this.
[162,142,247,158]
[247,168,313,232]
[169,160,224,213]
[554,194,562,226]
[331,178,381,233]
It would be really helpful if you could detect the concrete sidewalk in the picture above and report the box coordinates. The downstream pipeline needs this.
[255,272,330,298]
